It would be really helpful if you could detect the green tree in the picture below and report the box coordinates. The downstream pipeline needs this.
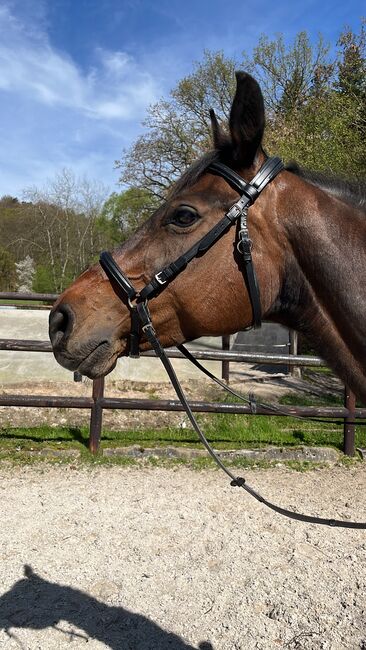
[337,21,366,100]
[267,92,365,176]
[265,23,366,177]
[117,51,237,198]
[32,264,54,293]
[336,21,366,154]
[117,22,365,194]
[251,32,333,115]
[99,187,158,242]
[0,246,16,291]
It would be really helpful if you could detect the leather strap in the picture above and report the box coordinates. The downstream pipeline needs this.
[209,157,284,200]
[139,157,284,305]
[138,320,366,528]
[177,343,366,426]
[99,248,366,528]
[100,251,141,357]
[139,207,242,301]
[100,251,137,301]
[237,208,262,328]
[129,307,141,358]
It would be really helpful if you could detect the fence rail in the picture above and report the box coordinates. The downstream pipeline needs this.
[0,293,362,457]
[0,291,58,302]
[0,338,323,365]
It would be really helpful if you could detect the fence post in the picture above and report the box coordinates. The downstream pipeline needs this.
[343,385,356,457]
[289,330,301,377]
[221,336,230,382]
[89,377,105,454]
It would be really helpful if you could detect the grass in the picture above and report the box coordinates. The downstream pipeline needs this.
[0,299,50,307]
[0,417,352,452]
[0,391,365,468]
[203,411,366,449]
[279,392,343,406]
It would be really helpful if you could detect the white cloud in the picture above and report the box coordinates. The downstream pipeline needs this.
[0,4,160,121]
[101,50,131,75]
[0,2,166,197]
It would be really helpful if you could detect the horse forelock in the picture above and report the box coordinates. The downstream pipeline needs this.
[168,150,220,200]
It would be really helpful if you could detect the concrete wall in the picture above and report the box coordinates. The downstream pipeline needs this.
[0,308,223,384]
[233,323,290,353]
[0,308,290,385]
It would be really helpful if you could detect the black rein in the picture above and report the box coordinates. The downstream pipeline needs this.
[99,157,366,529]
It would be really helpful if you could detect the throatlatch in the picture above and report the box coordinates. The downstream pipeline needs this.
[99,156,366,529]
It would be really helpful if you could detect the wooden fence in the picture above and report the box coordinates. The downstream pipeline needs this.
[0,292,363,456]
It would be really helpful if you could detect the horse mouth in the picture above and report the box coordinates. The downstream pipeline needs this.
[54,339,126,379]
[76,342,117,378]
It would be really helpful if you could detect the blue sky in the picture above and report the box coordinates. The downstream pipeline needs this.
[0,0,363,198]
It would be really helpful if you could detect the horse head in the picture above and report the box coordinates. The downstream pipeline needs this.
[49,71,366,403]
[49,72,287,379]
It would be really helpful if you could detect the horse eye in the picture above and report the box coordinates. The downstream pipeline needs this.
[170,206,199,228]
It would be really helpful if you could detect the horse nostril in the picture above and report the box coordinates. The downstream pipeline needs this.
[49,304,75,347]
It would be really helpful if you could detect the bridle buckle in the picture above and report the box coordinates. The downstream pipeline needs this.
[155,272,167,285]
[237,235,253,254]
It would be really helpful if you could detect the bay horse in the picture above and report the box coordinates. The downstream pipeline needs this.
[49,72,366,404]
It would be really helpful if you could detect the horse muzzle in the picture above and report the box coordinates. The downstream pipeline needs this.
[49,303,123,378]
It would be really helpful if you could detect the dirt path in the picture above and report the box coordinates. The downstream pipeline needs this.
[0,463,365,649]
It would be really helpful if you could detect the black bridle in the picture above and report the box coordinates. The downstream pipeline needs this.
[101,156,284,356]
[100,157,366,529]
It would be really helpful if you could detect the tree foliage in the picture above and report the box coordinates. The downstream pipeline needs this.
[251,32,334,114]
[264,22,366,176]
[0,245,16,291]
[117,20,366,196]
[98,187,158,243]
[0,171,113,293]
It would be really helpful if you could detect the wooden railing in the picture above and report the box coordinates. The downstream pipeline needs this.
[0,293,362,455]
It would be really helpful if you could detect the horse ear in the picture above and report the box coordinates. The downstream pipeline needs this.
[229,72,265,167]
[209,109,228,149]
[24,564,34,578]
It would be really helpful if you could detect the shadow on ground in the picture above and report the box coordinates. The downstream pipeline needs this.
[0,565,213,649]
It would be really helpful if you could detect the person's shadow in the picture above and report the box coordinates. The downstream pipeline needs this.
[0,565,213,649]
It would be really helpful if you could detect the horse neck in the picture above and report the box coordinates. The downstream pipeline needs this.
[267,173,366,401]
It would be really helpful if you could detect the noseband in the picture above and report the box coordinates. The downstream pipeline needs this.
[99,157,366,529]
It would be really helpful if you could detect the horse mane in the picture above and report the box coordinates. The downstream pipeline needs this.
[286,162,366,213]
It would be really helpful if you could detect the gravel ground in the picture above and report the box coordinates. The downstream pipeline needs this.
[1,464,366,649]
